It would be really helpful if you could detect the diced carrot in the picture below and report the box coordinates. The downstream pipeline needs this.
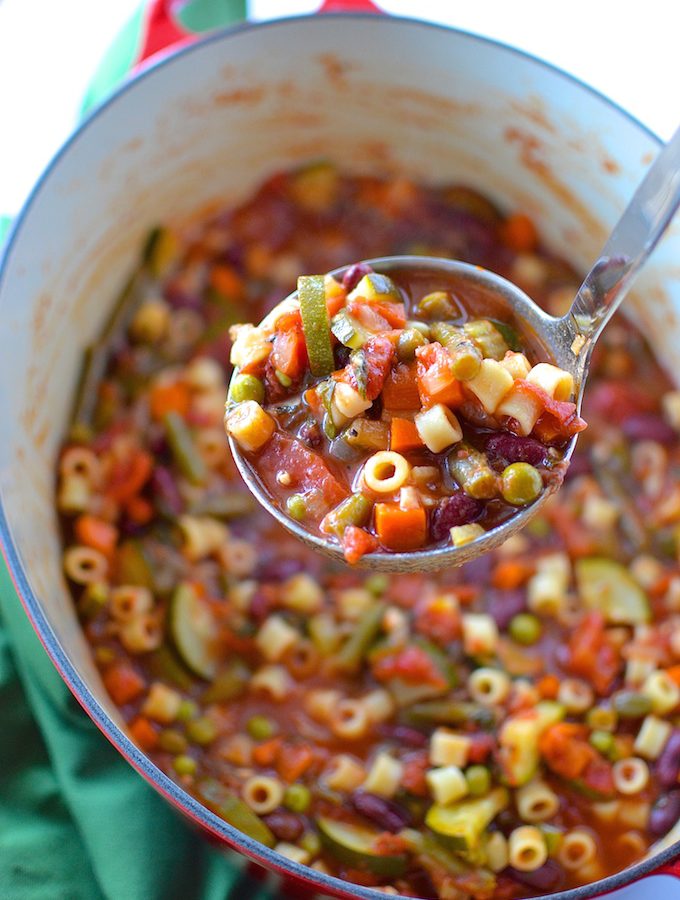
[666,665,680,687]
[414,595,460,644]
[129,716,159,752]
[126,496,154,526]
[375,503,427,552]
[74,515,119,558]
[390,417,424,453]
[415,343,464,408]
[381,362,421,411]
[565,611,622,695]
[341,526,379,565]
[536,674,560,700]
[373,645,448,689]
[149,381,191,421]
[491,559,535,590]
[103,662,146,705]
[499,212,538,253]
[277,743,314,783]
[539,722,595,779]
[106,449,154,504]
[401,752,429,796]
[252,736,283,767]
[209,263,244,300]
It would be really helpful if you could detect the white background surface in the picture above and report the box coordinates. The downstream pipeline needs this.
[0,0,678,219]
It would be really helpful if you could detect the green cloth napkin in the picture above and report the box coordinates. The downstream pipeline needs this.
[0,2,278,897]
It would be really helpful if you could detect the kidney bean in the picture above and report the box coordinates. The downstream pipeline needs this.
[297,419,323,450]
[649,790,680,836]
[485,433,548,470]
[621,413,676,446]
[656,730,680,788]
[350,791,412,833]
[506,860,565,892]
[259,558,307,582]
[487,589,527,630]
[263,810,304,843]
[431,492,483,541]
[378,724,428,748]
[342,262,374,292]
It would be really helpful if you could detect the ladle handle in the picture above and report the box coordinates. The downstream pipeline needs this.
[566,125,680,345]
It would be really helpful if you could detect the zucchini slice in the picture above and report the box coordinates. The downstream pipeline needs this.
[169,582,220,679]
[425,787,509,853]
[298,275,334,377]
[575,557,651,625]
[317,817,408,876]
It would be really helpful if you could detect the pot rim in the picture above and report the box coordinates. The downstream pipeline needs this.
[0,11,674,900]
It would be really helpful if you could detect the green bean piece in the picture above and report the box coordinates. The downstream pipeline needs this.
[335,602,386,673]
[186,716,218,746]
[202,659,250,704]
[397,327,428,362]
[230,373,265,404]
[539,825,564,855]
[147,646,194,691]
[323,493,373,539]
[247,715,277,741]
[78,582,109,621]
[407,700,495,729]
[613,690,652,719]
[188,491,256,520]
[284,783,312,813]
[344,418,389,452]
[164,411,207,485]
[463,319,509,361]
[501,462,543,506]
[449,447,499,500]
[143,225,179,277]
[159,729,188,754]
[589,730,615,756]
[197,778,275,847]
[331,309,371,350]
[494,321,522,352]
[286,494,308,521]
[465,765,491,796]
[417,291,458,320]
[173,755,197,776]
[116,540,155,590]
[298,275,334,377]
[177,699,199,722]
[430,323,482,381]
[508,613,542,645]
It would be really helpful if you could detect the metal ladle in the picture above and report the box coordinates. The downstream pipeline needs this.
[228,125,680,572]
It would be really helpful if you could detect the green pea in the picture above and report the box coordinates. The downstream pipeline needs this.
[589,730,615,755]
[407,319,431,339]
[230,373,265,404]
[508,612,542,645]
[586,705,618,732]
[173,754,197,776]
[159,729,188,754]
[284,783,312,813]
[417,291,457,320]
[613,690,652,719]
[186,715,218,746]
[526,516,551,538]
[365,573,389,597]
[397,327,428,362]
[501,462,543,506]
[177,699,199,722]
[299,831,321,857]
[247,715,277,741]
[465,765,491,796]
[286,494,308,521]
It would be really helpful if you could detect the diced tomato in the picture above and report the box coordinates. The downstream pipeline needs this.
[252,736,283,767]
[401,751,429,796]
[129,716,159,752]
[341,526,379,564]
[539,722,595,779]
[582,756,615,797]
[74,515,119,558]
[491,559,534,590]
[416,342,463,408]
[342,335,394,401]
[103,662,146,705]
[149,381,191,421]
[515,380,587,440]
[467,733,496,763]
[587,379,657,424]
[105,449,153,503]
[565,611,622,695]
[347,299,391,333]
[256,433,348,510]
[370,301,407,329]
[372,645,448,689]
[270,323,308,380]
[414,595,461,644]
[277,743,315,783]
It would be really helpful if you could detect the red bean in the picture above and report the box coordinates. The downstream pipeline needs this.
[621,413,676,446]
[262,810,304,842]
[649,790,680,836]
[350,791,412,832]
[151,465,184,515]
[431,492,483,541]
[506,860,565,892]
[342,262,374,292]
[485,433,548,469]
[487,589,527,630]
[378,724,428,748]
[656,730,680,788]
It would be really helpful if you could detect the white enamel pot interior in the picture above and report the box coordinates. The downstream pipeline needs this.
[2,14,680,900]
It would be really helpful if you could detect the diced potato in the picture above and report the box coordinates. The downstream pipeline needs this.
[415,404,463,453]
[466,359,514,413]
[526,363,574,401]
[225,401,275,453]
